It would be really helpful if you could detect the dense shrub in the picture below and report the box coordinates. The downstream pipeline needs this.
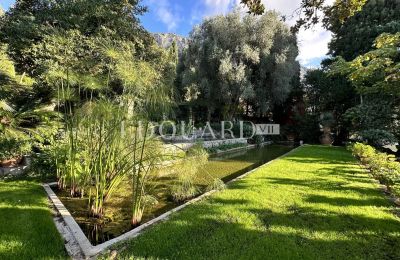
[350,143,400,194]
[170,143,225,202]
[295,114,320,143]
[351,142,376,164]
[28,146,58,180]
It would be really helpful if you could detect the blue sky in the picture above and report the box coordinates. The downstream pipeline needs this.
[1,0,332,67]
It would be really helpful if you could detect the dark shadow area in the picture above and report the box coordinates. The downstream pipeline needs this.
[305,194,387,207]
[116,197,400,259]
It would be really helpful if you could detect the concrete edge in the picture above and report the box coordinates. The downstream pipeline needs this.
[43,145,303,259]
[42,183,94,258]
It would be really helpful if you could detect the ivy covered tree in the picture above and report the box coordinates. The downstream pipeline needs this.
[178,10,299,121]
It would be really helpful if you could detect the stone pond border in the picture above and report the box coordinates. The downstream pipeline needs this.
[43,145,302,259]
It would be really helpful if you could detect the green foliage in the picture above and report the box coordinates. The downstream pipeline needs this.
[0,44,60,157]
[351,142,376,163]
[292,0,368,32]
[332,33,400,97]
[0,0,151,74]
[110,146,400,259]
[0,138,31,161]
[170,144,209,202]
[303,65,357,144]
[304,67,356,115]
[295,114,320,144]
[342,97,397,146]
[170,143,225,202]
[0,0,177,227]
[329,32,400,144]
[350,142,400,192]
[357,129,397,146]
[178,10,299,120]
[328,0,400,60]
[28,146,58,180]
[252,135,264,146]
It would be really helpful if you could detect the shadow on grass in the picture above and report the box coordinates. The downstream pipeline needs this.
[305,194,387,207]
[113,146,400,259]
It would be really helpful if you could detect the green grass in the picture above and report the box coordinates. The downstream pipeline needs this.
[109,145,400,259]
[0,180,67,260]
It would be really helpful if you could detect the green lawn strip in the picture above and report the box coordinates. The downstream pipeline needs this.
[0,180,67,260]
[110,145,400,259]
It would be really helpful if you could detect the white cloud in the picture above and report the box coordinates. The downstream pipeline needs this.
[147,0,181,31]
[260,0,334,67]
[203,0,232,15]
[297,25,332,67]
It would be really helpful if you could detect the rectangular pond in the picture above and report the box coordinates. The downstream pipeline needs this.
[56,144,294,245]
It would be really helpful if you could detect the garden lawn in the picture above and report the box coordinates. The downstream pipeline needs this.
[110,145,400,259]
[0,180,67,259]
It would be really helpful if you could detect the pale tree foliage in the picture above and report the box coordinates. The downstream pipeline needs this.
[179,10,299,120]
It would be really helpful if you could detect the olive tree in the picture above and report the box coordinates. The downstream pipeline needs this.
[178,10,299,121]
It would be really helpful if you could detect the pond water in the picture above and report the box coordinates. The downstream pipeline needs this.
[56,144,294,245]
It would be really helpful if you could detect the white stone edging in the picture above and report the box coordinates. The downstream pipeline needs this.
[43,145,302,259]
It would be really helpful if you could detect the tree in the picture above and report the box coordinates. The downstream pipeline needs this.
[302,62,357,144]
[178,10,299,121]
[0,0,152,75]
[328,0,400,61]
[292,0,368,32]
[331,33,400,98]
[241,0,265,15]
[330,33,400,144]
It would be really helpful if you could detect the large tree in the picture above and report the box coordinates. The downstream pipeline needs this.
[0,0,152,75]
[330,33,400,144]
[178,10,299,121]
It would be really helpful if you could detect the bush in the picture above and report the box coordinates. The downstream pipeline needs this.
[205,142,247,154]
[170,144,225,202]
[349,143,400,192]
[295,114,320,143]
[170,144,208,202]
[28,146,58,180]
[351,142,376,164]
[0,138,31,162]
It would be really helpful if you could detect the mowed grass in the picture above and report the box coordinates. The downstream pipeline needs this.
[0,180,67,260]
[110,145,400,259]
